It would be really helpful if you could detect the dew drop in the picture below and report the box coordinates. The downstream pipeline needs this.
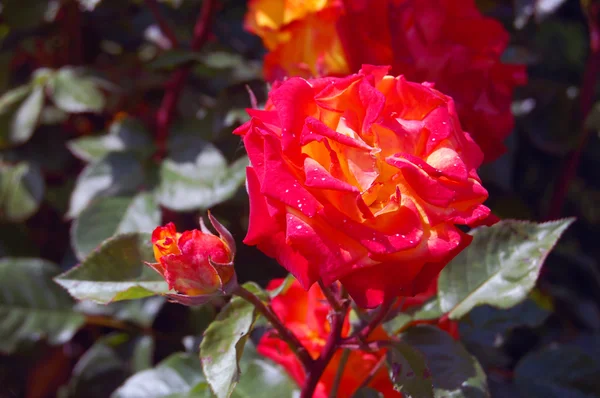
[285,189,289,193]
[343,219,347,223]
[431,138,436,142]
[298,204,303,208]
[401,235,405,238]
[409,240,414,244]
[321,178,326,181]
[296,225,302,230]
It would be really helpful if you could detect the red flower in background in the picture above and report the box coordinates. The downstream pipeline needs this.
[245,0,526,162]
[235,66,489,308]
[257,279,401,397]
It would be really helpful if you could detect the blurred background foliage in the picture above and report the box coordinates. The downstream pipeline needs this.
[0,0,599,397]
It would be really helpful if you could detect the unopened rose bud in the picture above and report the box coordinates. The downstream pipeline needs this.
[146,213,237,305]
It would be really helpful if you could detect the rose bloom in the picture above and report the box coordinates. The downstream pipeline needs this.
[245,0,526,162]
[257,278,401,397]
[147,215,236,298]
[234,66,490,308]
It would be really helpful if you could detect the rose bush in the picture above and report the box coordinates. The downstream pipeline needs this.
[245,0,526,161]
[257,278,400,397]
[147,214,237,300]
[235,66,490,308]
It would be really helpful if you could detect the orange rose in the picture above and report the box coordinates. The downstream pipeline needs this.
[235,66,489,308]
[147,214,236,302]
[244,0,526,162]
[244,0,348,80]
[257,278,400,397]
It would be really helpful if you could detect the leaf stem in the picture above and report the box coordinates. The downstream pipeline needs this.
[233,285,314,370]
[144,0,180,48]
[546,2,600,220]
[151,0,217,158]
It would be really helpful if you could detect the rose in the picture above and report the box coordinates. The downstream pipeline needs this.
[244,0,348,81]
[147,214,237,303]
[244,0,526,162]
[234,66,490,308]
[257,278,400,397]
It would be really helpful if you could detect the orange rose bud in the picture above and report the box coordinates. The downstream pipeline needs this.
[147,213,237,305]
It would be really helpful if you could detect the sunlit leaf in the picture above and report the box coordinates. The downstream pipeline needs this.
[0,160,45,221]
[71,192,160,260]
[200,283,264,398]
[67,152,145,218]
[438,219,574,319]
[55,233,170,303]
[48,67,105,113]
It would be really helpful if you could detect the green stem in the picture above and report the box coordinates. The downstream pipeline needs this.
[234,285,314,370]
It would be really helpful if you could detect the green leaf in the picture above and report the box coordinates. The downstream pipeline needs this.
[75,296,165,328]
[438,219,574,319]
[71,192,161,260]
[401,326,488,398]
[63,334,130,398]
[0,84,44,148]
[48,67,105,113]
[11,86,44,145]
[67,152,145,218]
[200,283,261,398]
[132,336,155,372]
[0,160,45,221]
[157,139,248,211]
[232,342,299,398]
[112,353,209,398]
[384,298,443,336]
[68,117,154,162]
[386,341,434,398]
[0,258,85,354]
[515,345,600,398]
[268,273,296,299]
[55,232,170,303]
[147,50,203,70]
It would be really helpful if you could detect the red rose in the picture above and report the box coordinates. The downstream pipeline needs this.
[245,0,526,162]
[235,66,489,308]
[147,214,236,302]
[257,278,400,397]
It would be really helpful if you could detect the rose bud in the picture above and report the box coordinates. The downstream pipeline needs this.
[235,66,490,308]
[146,213,237,305]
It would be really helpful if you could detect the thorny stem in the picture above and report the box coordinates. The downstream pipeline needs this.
[300,298,349,398]
[233,285,314,370]
[151,0,217,158]
[546,3,600,220]
[318,280,343,312]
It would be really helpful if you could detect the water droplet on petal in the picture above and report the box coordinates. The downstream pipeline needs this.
[296,225,302,230]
